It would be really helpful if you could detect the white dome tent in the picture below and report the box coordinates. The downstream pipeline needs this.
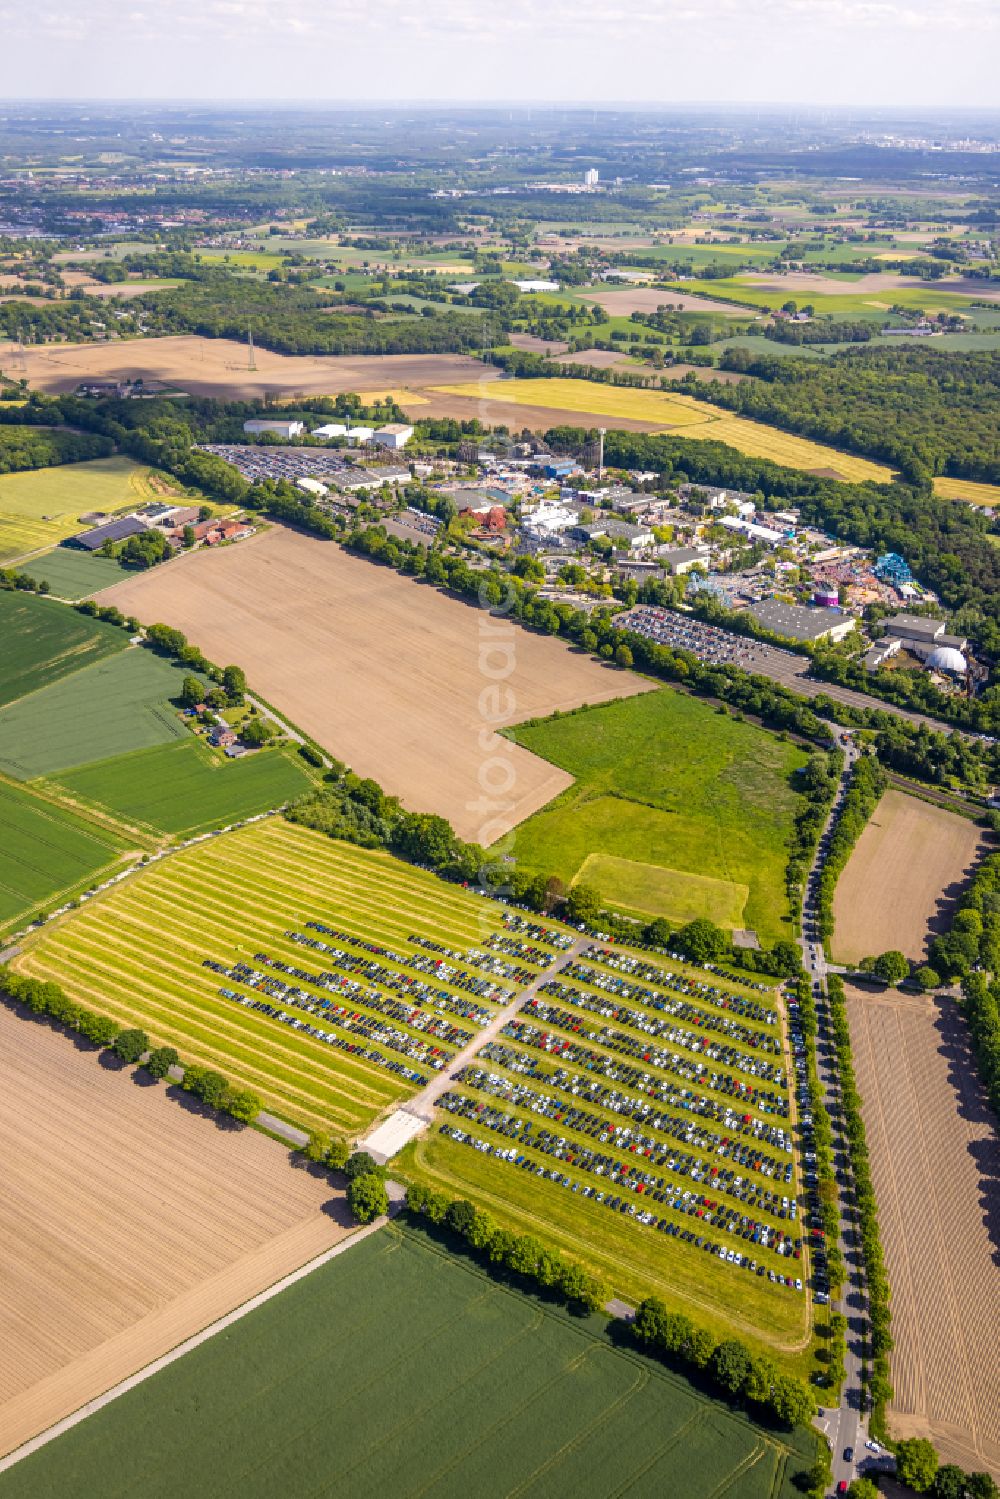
[926,645,968,675]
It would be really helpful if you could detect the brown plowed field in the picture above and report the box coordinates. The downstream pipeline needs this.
[98,527,651,842]
[845,984,1000,1477]
[0,335,490,402]
[832,790,984,964]
[0,1003,351,1459]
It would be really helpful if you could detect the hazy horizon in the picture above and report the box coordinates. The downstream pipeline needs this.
[0,0,997,112]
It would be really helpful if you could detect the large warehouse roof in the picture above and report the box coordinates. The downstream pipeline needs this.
[72,516,148,551]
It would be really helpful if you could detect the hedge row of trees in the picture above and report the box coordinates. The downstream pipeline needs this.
[825,975,894,1435]
[815,755,889,946]
[0,971,262,1125]
[405,1182,608,1313]
[921,851,1000,1118]
[631,1297,815,1428]
[691,346,1000,487]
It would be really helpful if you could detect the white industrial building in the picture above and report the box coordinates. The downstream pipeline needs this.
[312,422,348,439]
[373,423,413,451]
[719,514,785,547]
[243,418,305,439]
[521,502,579,537]
[344,426,374,446]
[883,613,968,663]
[297,477,329,497]
[583,168,599,187]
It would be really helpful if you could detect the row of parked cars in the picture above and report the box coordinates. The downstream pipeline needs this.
[457,1063,792,1183]
[546,971,783,1059]
[436,1090,802,1246]
[436,1121,805,1291]
[579,949,779,1026]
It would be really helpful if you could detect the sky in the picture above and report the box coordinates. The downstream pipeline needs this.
[0,0,997,109]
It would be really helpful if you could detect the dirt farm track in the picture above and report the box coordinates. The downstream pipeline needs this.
[0,1003,352,1459]
[98,527,651,842]
[0,336,491,402]
[846,984,1000,1477]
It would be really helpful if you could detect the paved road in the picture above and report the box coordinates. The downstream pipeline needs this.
[401,936,589,1123]
[798,732,886,1494]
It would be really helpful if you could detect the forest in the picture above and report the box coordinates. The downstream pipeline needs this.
[709,345,1000,485]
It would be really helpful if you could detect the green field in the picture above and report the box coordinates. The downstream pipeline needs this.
[16,819,811,1352]
[0,778,128,927]
[669,276,980,318]
[0,1226,818,1499]
[575,852,749,927]
[505,689,806,942]
[0,646,193,779]
[56,739,313,835]
[17,546,133,599]
[0,455,155,561]
[0,591,126,708]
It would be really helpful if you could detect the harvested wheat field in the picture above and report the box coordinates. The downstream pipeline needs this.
[0,335,490,402]
[832,790,984,964]
[0,1002,352,1459]
[846,984,1000,1477]
[98,527,651,841]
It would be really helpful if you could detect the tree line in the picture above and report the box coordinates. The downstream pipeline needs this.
[814,755,889,947]
[0,971,262,1124]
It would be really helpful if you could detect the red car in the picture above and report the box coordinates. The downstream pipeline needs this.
[837,1483,848,1495]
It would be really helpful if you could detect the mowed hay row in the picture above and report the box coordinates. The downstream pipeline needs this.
[15,820,512,1137]
[832,791,985,965]
[0,1003,351,1458]
[846,986,1000,1476]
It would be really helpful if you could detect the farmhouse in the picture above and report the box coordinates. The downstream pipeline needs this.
[72,515,148,551]
[749,598,856,644]
[243,419,305,439]
[373,423,413,450]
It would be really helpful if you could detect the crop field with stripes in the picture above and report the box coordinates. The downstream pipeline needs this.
[15,819,517,1139]
[15,817,812,1354]
[0,1227,819,1499]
